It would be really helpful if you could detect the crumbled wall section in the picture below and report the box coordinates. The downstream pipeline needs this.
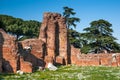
[58,15,68,64]
[0,29,18,73]
[39,13,69,65]
[20,56,33,73]
[71,53,120,66]
[19,39,46,69]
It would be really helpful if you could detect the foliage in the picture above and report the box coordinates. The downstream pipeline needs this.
[62,7,120,53]
[63,6,81,49]
[63,6,80,29]
[81,19,120,53]
[69,29,81,48]
[0,15,41,40]
[0,66,120,80]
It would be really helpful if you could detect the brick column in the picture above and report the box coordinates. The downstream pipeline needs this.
[58,17,68,64]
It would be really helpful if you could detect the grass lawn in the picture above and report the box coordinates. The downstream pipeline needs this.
[0,65,120,80]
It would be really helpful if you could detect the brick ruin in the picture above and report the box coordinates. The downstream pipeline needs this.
[0,12,120,73]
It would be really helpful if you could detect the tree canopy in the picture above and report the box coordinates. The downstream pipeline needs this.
[80,19,120,53]
[69,29,81,48]
[63,6,81,49]
[63,6,80,29]
[0,15,41,40]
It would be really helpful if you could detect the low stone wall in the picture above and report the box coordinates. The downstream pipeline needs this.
[71,53,120,67]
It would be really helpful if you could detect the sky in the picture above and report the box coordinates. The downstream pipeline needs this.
[0,0,120,43]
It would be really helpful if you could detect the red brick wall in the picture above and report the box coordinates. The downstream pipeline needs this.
[0,29,19,73]
[71,53,120,67]
[20,57,33,73]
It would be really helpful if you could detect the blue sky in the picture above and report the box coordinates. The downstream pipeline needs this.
[0,0,120,43]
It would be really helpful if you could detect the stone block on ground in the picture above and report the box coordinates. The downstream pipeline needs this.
[44,56,54,67]
[47,63,57,71]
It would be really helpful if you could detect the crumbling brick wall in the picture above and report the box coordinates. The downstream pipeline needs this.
[20,56,33,73]
[71,53,120,67]
[39,13,69,65]
[0,29,18,73]
[0,29,34,73]
[19,39,46,69]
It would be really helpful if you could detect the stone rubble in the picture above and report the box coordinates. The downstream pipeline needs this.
[47,63,58,71]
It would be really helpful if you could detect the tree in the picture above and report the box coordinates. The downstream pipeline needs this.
[63,6,80,49]
[0,15,41,40]
[6,18,23,39]
[0,20,5,30]
[81,19,120,53]
[69,29,81,48]
[20,20,40,40]
[63,6,80,29]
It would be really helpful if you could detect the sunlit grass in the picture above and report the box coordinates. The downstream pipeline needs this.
[0,65,120,80]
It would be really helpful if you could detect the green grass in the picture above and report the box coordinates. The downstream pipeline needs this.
[0,65,120,80]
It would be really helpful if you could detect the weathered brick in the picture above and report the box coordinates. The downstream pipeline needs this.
[20,57,33,73]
